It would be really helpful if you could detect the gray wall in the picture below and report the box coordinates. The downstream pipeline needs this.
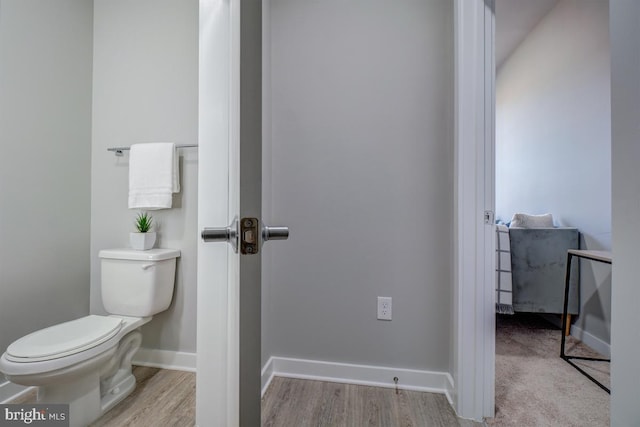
[610,0,640,423]
[495,0,611,345]
[0,0,93,358]
[90,0,198,352]
[263,0,453,371]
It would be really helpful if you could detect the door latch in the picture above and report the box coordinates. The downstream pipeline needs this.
[484,210,495,225]
[240,217,260,255]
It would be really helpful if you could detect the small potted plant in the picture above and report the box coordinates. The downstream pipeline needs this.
[130,212,156,250]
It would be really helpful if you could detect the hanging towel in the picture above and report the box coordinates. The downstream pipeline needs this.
[128,142,180,210]
[495,224,514,314]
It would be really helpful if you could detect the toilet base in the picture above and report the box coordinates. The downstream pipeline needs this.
[38,373,101,427]
[99,330,141,414]
[33,330,142,427]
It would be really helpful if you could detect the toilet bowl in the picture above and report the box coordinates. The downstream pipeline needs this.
[0,248,180,427]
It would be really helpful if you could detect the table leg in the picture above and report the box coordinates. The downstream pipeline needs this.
[560,253,573,357]
[564,314,571,336]
[559,250,611,394]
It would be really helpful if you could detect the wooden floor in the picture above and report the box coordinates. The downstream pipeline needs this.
[12,367,481,426]
[263,376,482,427]
[11,367,195,427]
[90,367,195,426]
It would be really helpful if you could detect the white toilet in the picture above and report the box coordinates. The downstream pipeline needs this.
[0,248,180,427]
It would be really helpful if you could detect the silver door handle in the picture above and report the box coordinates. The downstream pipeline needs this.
[201,219,288,255]
[201,218,238,253]
[262,226,289,242]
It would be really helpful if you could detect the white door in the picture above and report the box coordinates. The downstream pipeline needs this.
[196,2,285,426]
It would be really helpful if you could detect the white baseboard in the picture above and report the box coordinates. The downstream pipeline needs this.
[261,356,454,402]
[133,348,196,372]
[570,325,611,358]
[261,357,275,396]
[443,373,455,407]
[0,381,34,404]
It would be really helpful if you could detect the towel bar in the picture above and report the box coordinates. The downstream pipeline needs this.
[107,144,198,157]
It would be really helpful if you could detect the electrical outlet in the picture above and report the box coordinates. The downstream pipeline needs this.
[377,297,392,320]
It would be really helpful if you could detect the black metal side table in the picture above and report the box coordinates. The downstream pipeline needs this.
[561,249,612,393]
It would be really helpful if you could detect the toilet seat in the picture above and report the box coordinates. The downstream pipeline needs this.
[0,315,150,380]
[6,315,123,362]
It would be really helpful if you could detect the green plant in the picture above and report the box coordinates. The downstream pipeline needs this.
[134,212,153,233]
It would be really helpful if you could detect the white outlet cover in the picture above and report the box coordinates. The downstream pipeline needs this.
[377,297,392,320]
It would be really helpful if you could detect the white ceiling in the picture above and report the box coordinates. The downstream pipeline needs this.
[495,0,560,69]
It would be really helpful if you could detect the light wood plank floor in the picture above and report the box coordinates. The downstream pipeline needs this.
[90,367,195,426]
[11,367,195,427]
[12,368,481,426]
[263,376,482,427]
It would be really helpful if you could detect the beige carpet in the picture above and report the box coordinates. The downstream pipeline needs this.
[487,314,610,427]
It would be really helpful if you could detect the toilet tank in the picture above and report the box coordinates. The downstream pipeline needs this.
[98,248,181,317]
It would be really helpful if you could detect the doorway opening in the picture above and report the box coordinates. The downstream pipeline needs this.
[491,1,612,424]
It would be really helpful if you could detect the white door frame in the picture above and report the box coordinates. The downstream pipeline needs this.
[452,0,496,421]
[196,1,241,426]
[196,0,496,424]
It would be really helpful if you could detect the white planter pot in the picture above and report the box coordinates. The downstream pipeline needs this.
[130,232,156,250]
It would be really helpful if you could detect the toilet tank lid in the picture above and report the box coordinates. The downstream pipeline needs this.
[99,248,181,261]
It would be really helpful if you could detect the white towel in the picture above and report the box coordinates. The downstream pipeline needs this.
[128,142,180,210]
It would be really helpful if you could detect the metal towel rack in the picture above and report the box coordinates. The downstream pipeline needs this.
[107,144,198,157]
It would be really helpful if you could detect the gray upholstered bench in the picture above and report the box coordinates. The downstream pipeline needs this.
[509,227,580,322]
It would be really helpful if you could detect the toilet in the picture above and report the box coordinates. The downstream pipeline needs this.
[0,248,180,427]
